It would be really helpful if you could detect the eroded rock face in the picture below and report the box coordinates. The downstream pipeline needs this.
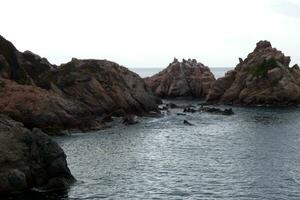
[207,41,300,105]
[0,35,159,132]
[0,115,75,194]
[42,58,160,115]
[0,78,93,133]
[145,58,215,98]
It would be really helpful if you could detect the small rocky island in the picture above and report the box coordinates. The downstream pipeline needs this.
[145,58,215,98]
[206,41,300,105]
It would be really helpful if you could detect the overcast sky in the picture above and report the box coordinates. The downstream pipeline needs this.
[1,0,300,68]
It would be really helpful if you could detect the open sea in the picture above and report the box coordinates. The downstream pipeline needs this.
[6,68,300,200]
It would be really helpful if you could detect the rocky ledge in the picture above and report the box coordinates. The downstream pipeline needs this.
[0,35,159,134]
[145,58,215,99]
[206,41,300,105]
[0,115,75,195]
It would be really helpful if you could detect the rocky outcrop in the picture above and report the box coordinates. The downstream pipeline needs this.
[0,35,159,133]
[41,58,160,115]
[0,78,95,133]
[0,35,55,86]
[145,58,215,98]
[207,41,300,105]
[0,115,75,194]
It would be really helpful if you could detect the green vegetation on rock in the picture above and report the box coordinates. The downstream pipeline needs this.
[248,58,278,77]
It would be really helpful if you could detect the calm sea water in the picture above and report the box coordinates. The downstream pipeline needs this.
[6,68,300,200]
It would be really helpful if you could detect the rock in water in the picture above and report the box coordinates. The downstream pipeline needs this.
[207,40,300,105]
[122,114,138,125]
[0,115,75,194]
[145,58,215,98]
[183,120,194,126]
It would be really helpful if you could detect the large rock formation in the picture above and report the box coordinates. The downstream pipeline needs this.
[0,78,93,133]
[207,41,300,105]
[0,114,75,194]
[145,58,215,98]
[0,35,159,133]
[40,58,160,115]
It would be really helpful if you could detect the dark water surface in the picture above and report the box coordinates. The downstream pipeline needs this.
[8,100,300,200]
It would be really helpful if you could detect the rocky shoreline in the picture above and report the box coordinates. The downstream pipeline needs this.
[1,34,300,195]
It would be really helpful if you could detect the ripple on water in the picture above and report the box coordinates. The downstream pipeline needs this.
[6,100,300,200]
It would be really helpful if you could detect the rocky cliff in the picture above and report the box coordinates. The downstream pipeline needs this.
[207,41,300,105]
[0,35,159,133]
[145,58,215,98]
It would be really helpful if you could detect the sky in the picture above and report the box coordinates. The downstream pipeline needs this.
[1,0,300,68]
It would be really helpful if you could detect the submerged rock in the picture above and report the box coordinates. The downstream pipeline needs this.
[0,115,75,194]
[183,107,197,113]
[183,120,194,126]
[199,107,234,115]
[207,40,300,105]
[122,115,139,125]
[145,58,215,98]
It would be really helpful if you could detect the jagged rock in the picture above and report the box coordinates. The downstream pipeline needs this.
[207,40,300,105]
[0,35,159,132]
[0,115,75,194]
[145,58,215,98]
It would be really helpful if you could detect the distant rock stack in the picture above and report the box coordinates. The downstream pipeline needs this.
[145,58,216,98]
[206,41,300,105]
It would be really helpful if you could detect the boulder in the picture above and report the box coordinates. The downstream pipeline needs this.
[122,114,138,125]
[145,58,215,98]
[0,115,75,194]
[207,40,300,105]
